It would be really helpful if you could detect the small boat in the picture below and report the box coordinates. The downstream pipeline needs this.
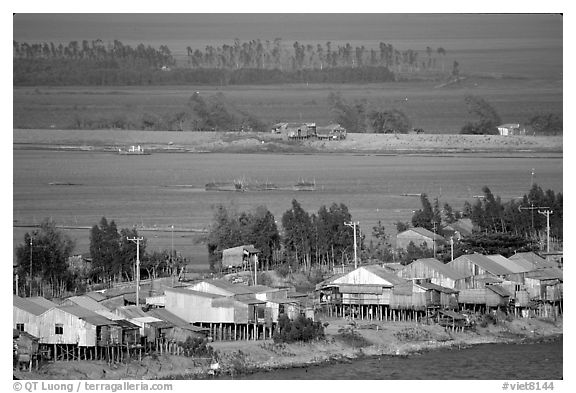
[118,145,151,155]
[294,178,316,191]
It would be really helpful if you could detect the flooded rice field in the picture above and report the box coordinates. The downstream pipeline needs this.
[13,150,562,265]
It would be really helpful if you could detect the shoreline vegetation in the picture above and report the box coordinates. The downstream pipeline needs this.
[13,130,563,156]
[15,317,562,380]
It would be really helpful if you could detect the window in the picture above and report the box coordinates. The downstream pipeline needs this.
[55,323,63,335]
[16,323,24,332]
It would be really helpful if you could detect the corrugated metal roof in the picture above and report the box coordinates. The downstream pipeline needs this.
[114,319,140,330]
[486,254,532,273]
[410,258,469,280]
[510,252,557,269]
[64,296,108,312]
[400,227,446,242]
[115,306,148,319]
[57,305,117,326]
[417,281,458,294]
[28,296,59,309]
[166,287,224,299]
[363,264,407,286]
[146,308,191,328]
[525,268,563,281]
[454,253,514,276]
[486,285,511,297]
[201,280,255,295]
[84,292,107,302]
[13,295,50,316]
[94,309,124,321]
[235,296,266,305]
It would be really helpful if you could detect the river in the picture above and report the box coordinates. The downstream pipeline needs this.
[227,338,562,380]
[13,150,562,265]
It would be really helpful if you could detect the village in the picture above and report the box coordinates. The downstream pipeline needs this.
[13,220,563,379]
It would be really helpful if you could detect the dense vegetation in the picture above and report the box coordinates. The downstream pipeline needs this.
[273,314,325,344]
[15,216,186,297]
[14,39,453,86]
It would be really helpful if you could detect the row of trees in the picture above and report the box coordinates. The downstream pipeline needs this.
[15,217,187,297]
[207,200,359,272]
[14,39,455,86]
[184,39,449,73]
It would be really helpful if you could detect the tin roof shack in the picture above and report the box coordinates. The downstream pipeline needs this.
[285,122,316,139]
[441,218,474,240]
[316,265,434,322]
[497,123,526,136]
[38,306,119,347]
[165,288,225,323]
[509,252,557,270]
[13,295,51,337]
[523,268,563,302]
[457,285,512,313]
[433,309,469,332]
[417,282,459,309]
[447,253,515,288]
[221,245,259,271]
[146,308,208,342]
[316,123,347,140]
[396,227,446,251]
[396,258,469,289]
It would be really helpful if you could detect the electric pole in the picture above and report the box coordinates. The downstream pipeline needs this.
[127,237,144,307]
[538,209,553,253]
[518,205,550,250]
[345,221,359,269]
[432,221,438,258]
[29,237,33,297]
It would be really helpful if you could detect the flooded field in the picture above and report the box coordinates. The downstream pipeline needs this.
[12,150,562,265]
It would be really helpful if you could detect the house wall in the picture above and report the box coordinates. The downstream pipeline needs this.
[13,308,40,337]
[447,257,492,278]
[165,290,233,323]
[338,287,393,305]
[457,289,507,307]
[37,308,95,346]
[397,261,458,289]
[188,282,234,297]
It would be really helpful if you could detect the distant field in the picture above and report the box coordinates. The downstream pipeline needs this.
[13,77,562,133]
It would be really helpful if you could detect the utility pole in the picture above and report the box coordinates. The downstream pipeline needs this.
[450,236,454,261]
[171,225,174,261]
[432,221,438,258]
[127,237,144,307]
[519,205,550,249]
[345,221,359,269]
[29,237,33,297]
[538,209,553,253]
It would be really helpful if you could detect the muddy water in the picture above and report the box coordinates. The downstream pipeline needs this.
[231,338,563,380]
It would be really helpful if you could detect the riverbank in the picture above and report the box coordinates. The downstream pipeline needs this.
[14,316,562,380]
[13,129,562,155]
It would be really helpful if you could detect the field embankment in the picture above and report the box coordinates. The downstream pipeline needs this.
[13,129,562,155]
[15,317,562,380]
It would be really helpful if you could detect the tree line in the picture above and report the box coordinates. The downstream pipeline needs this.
[14,217,186,298]
[14,39,453,86]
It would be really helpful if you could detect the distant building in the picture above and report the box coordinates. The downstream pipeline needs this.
[221,245,259,271]
[497,123,526,136]
[396,227,446,251]
[316,123,347,140]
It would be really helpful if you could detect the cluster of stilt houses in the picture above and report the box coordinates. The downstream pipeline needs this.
[316,251,563,325]
[13,245,562,372]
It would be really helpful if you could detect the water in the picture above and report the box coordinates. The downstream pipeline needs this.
[12,150,562,263]
[230,338,563,380]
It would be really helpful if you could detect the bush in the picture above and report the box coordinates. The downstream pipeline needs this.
[178,337,216,358]
[273,314,325,344]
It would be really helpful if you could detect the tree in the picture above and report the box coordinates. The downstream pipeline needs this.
[398,241,434,265]
[526,113,562,135]
[368,109,411,133]
[89,217,121,284]
[327,92,367,133]
[395,221,410,233]
[206,205,243,271]
[242,206,281,270]
[460,95,501,135]
[369,220,394,261]
[411,193,434,230]
[282,199,314,269]
[15,218,75,297]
